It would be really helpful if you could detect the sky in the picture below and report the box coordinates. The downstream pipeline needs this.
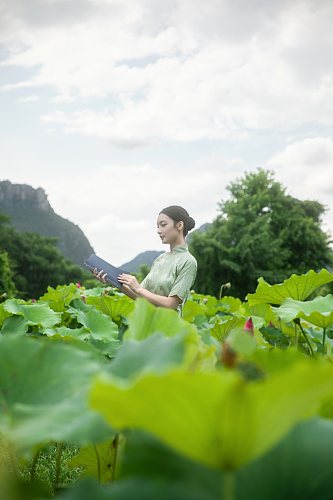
[1,0,333,266]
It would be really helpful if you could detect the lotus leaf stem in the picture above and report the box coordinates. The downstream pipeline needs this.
[322,327,327,353]
[111,434,120,482]
[223,470,235,500]
[54,442,64,488]
[294,319,315,357]
[94,445,101,483]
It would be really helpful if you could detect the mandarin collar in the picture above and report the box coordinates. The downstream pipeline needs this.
[171,244,188,254]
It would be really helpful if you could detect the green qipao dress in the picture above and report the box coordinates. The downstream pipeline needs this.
[140,244,197,315]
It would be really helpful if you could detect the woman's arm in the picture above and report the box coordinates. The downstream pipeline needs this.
[120,284,139,299]
[92,269,181,309]
[136,287,181,309]
[118,273,181,309]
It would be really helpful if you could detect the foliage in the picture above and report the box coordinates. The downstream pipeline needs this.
[1,269,333,499]
[134,264,151,282]
[0,249,16,298]
[0,213,89,299]
[189,169,333,298]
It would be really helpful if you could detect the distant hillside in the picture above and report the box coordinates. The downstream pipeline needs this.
[0,180,94,265]
[120,223,211,272]
[121,250,164,272]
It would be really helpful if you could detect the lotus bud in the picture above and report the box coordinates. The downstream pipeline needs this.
[244,317,254,336]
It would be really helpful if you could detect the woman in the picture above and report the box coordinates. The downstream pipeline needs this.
[95,206,197,314]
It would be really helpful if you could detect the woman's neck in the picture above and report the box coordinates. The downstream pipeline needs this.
[170,237,186,251]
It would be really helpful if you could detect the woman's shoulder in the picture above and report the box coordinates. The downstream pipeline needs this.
[177,249,197,268]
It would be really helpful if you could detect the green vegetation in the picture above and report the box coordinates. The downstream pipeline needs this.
[0,214,90,299]
[189,169,333,298]
[1,170,333,498]
[2,269,333,499]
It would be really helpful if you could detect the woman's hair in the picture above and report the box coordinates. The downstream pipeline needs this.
[160,205,195,237]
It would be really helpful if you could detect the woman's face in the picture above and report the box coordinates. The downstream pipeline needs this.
[157,213,182,244]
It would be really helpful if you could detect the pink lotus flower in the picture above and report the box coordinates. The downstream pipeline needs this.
[244,317,254,336]
[76,282,81,288]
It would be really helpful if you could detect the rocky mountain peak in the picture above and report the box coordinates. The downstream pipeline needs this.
[0,180,53,212]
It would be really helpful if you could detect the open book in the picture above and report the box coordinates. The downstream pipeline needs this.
[84,253,128,288]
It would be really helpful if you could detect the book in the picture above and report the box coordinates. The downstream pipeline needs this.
[84,253,128,288]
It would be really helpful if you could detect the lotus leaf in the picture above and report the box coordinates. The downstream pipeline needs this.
[247,269,333,306]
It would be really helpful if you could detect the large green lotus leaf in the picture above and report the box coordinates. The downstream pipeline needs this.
[246,269,333,306]
[182,330,217,372]
[2,298,26,314]
[248,347,305,376]
[118,419,333,500]
[124,298,195,340]
[39,283,80,312]
[1,316,28,335]
[86,295,134,323]
[108,333,185,379]
[76,309,119,342]
[67,297,94,314]
[183,296,239,322]
[210,316,245,341]
[91,359,333,471]
[65,419,333,500]
[108,332,215,379]
[59,477,210,500]
[0,335,112,452]
[3,299,62,329]
[67,300,119,342]
[43,326,120,358]
[77,310,118,340]
[236,418,333,500]
[117,430,219,498]
[244,303,278,325]
[182,301,207,322]
[227,328,257,356]
[82,287,107,296]
[44,325,90,338]
[220,296,244,314]
[0,304,10,328]
[272,295,333,329]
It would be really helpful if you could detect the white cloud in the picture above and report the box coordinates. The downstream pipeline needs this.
[17,94,39,102]
[1,0,333,266]
[267,136,333,238]
[2,0,333,144]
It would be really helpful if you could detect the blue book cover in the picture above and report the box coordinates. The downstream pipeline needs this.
[84,253,128,288]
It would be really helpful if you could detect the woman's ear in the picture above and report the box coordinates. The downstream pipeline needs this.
[177,221,184,231]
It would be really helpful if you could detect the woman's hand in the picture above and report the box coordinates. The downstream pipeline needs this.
[117,273,141,294]
[92,268,108,284]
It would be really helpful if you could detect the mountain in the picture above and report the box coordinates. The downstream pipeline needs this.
[0,180,94,265]
[120,223,211,272]
[121,250,164,272]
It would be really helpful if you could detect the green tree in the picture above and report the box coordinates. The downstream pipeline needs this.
[0,250,16,299]
[0,213,88,298]
[190,169,333,298]
[135,264,151,283]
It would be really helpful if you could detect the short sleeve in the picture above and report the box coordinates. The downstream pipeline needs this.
[168,257,197,300]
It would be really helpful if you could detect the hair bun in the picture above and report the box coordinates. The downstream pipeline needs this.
[187,216,195,231]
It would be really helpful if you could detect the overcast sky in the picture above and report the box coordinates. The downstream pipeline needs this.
[1,0,333,265]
